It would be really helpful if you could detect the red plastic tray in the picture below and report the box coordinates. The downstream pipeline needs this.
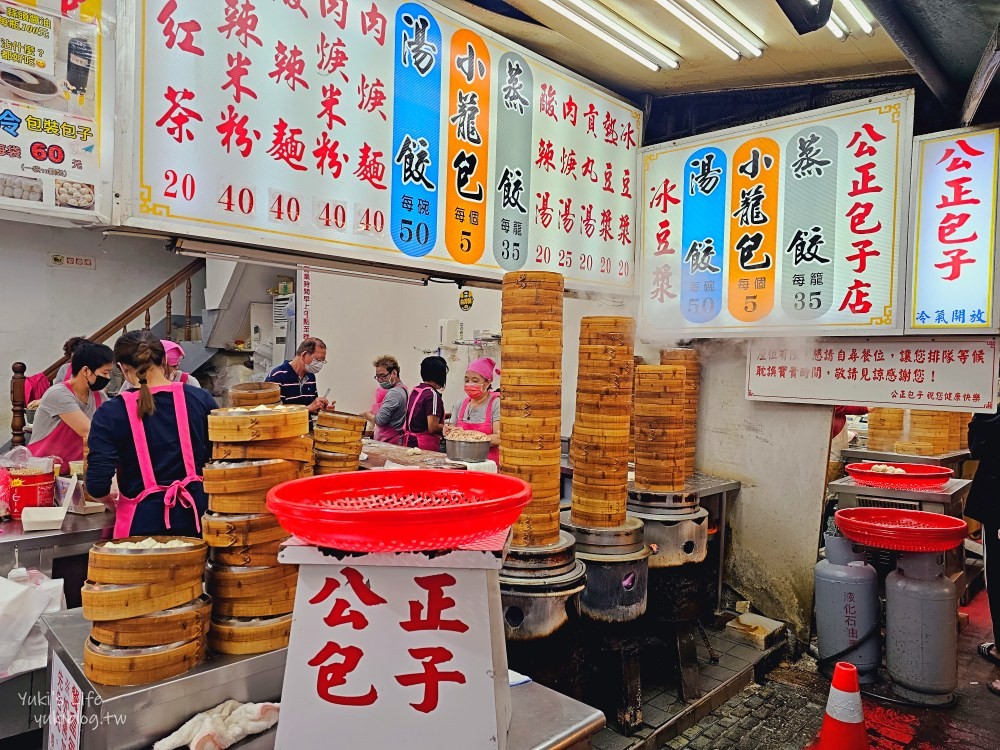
[835,507,968,552]
[267,470,531,552]
[845,462,953,491]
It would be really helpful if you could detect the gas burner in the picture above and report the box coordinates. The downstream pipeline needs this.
[560,513,651,624]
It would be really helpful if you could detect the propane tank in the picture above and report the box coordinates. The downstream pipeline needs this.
[886,551,957,705]
[814,533,880,683]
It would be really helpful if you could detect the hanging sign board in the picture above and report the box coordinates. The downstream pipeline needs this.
[117,0,640,292]
[745,337,999,413]
[907,126,999,333]
[0,0,113,224]
[639,91,914,337]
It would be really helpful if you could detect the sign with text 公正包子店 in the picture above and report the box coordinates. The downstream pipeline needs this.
[745,337,999,413]
[908,126,999,333]
[119,0,641,292]
[0,0,113,223]
[639,91,914,337]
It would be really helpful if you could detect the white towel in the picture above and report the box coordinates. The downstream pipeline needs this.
[457,459,498,473]
[153,701,279,750]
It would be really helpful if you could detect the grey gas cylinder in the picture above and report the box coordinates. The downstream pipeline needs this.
[886,551,958,705]
[814,533,880,683]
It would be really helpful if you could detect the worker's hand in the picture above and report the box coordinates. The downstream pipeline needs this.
[442,424,453,437]
[360,411,374,422]
[308,397,329,413]
[325,400,336,412]
[27,400,40,410]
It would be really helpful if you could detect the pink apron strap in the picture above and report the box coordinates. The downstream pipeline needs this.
[171,383,198,477]
[121,390,159,488]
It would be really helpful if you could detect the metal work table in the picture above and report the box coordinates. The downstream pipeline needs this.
[0,511,115,740]
[42,609,605,750]
[827,476,971,515]
[0,510,114,575]
[841,448,970,473]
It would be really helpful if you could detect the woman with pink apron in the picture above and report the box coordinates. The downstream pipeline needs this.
[162,340,191,384]
[401,356,449,452]
[446,357,500,463]
[28,342,113,474]
[112,384,203,537]
[85,331,216,537]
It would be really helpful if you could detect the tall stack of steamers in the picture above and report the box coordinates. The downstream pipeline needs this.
[202,384,309,655]
[563,317,651,623]
[498,272,585,643]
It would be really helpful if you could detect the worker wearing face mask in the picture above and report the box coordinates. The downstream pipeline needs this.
[265,337,331,413]
[443,357,500,463]
[161,340,191,384]
[360,355,408,444]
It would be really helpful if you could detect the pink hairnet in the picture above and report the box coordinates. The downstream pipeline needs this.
[466,357,498,383]
[162,340,185,367]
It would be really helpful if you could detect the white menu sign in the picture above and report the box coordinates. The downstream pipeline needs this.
[47,652,83,750]
[746,337,1000,412]
[118,0,640,291]
[909,127,999,332]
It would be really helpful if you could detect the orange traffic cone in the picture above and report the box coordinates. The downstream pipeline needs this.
[813,661,868,749]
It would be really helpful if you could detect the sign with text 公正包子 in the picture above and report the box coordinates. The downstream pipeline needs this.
[745,337,999,413]
[119,0,640,292]
[639,91,914,337]
[0,0,112,223]
[908,127,999,332]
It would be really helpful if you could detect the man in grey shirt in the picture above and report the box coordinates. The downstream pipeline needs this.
[360,355,408,444]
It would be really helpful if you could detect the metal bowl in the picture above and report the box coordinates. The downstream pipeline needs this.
[445,438,491,462]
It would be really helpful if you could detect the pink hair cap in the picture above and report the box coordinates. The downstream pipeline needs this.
[466,357,498,383]
[162,340,185,367]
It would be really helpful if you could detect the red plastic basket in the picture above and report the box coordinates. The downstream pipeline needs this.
[844,462,953,491]
[835,507,968,552]
[266,470,532,552]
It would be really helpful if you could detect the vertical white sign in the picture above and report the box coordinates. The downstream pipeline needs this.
[47,652,83,750]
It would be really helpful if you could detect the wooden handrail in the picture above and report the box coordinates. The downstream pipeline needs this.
[10,258,206,447]
[40,258,205,381]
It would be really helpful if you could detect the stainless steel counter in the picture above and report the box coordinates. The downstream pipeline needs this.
[42,609,604,750]
[840,447,970,470]
[0,510,115,576]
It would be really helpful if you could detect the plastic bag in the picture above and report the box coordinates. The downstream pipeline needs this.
[0,467,9,518]
[0,446,53,475]
[0,573,65,682]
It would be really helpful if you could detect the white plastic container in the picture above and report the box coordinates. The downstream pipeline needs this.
[20,505,68,531]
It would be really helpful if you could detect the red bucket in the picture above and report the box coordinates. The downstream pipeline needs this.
[9,472,55,520]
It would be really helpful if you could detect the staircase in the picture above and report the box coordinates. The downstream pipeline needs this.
[9,259,209,447]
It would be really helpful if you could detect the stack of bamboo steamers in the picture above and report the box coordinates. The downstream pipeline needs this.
[314,412,367,474]
[659,348,701,481]
[81,538,210,686]
[499,271,564,548]
[202,383,310,655]
[633,365,687,492]
[869,407,972,456]
[570,317,635,528]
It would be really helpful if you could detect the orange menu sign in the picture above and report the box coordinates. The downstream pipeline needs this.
[445,30,491,264]
[728,138,779,322]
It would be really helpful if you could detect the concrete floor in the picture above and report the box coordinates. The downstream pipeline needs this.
[656,590,1000,750]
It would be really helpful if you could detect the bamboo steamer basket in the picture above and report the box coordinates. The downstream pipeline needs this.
[502,269,564,285]
[83,637,206,687]
[500,356,563,371]
[229,382,281,408]
[501,328,563,341]
[202,460,300,494]
[209,614,292,655]
[90,595,212,648]
[213,436,315,463]
[511,513,560,548]
[209,406,310,442]
[313,442,363,459]
[315,450,361,468]
[572,424,631,439]
[316,411,368,432]
[499,448,563,466]
[313,426,364,446]
[316,464,357,475]
[213,589,296,618]
[500,403,561,420]
[657,352,700,478]
[206,562,299,600]
[501,370,563,387]
[202,512,288,548]
[82,578,205,622]
[87,538,207,586]
[208,489,270,515]
[211,539,287,567]
[500,415,563,431]
[893,441,934,456]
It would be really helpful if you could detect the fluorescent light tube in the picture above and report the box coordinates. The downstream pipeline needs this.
[537,0,662,71]
[562,0,681,68]
[653,0,741,60]
[683,0,764,57]
[839,0,874,35]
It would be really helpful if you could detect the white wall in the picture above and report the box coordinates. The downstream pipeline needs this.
[304,272,631,428]
[0,221,204,430]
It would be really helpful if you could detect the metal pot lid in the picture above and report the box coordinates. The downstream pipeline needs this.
[560,511,645,553]
[211,613,292,627]
[499,559,586,590]
[627,505,709,523]
[502,531,577,575]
